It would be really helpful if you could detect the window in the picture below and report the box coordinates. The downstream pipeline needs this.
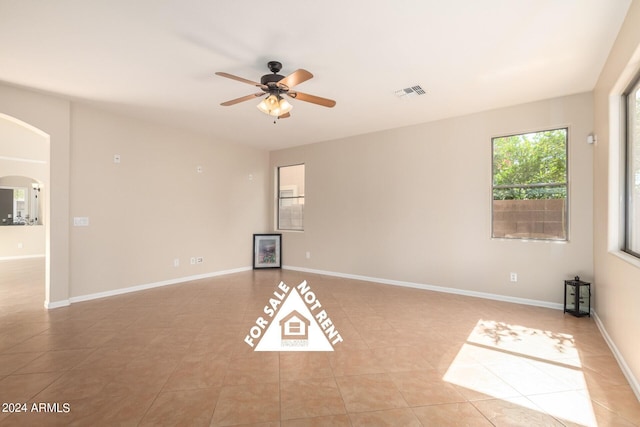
[277,164,305,231]
[492,128,568,240]
[625,75,640,257]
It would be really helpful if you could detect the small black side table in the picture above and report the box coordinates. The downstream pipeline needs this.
[564,276,591,317]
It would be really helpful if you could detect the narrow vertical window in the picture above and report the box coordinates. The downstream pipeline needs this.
[277,164,305,231]
[492,128,568,240]
[625,76,640,257]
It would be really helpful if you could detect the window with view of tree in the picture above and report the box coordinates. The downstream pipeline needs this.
[277,164,305,231]
[625,76,640,257]
[492,128,568,240]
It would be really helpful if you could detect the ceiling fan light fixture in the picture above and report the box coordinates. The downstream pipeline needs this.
[279,97,292,113]
[257,94,292,117]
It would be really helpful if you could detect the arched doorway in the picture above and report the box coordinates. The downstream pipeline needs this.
[0,113,50,304]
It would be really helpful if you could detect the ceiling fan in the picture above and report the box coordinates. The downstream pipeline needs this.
[215,61,336,119]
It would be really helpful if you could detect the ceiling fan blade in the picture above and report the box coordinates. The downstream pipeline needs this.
[215,72,265,88]
[278,112,291,119]
[220,92,264,106]
[288,91,336,108]
[277,69,313,90]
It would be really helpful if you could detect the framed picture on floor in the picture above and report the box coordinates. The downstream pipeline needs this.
[253,234,282,269]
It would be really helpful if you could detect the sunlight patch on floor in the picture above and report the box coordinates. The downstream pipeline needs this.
[443,319,596,427]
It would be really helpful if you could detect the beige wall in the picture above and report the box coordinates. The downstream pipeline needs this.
[69,103,269,297]
[593,0,640,397]
[270,92,594,305]
[1,83,270,305]
[0,84,70,306]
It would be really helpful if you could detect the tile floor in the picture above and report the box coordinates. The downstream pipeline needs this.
[0,258,639,426]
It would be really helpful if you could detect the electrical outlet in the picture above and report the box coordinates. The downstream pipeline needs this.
[73,217,90,226]
[510,272,518,282]
[196,257,204,264]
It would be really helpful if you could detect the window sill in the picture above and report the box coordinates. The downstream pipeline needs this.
[491,237,568,244]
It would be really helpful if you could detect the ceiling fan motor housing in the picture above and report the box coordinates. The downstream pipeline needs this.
[260,73,285,87]
[261,60,285,90]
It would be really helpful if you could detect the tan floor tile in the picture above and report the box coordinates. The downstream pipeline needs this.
[390,369,467,406]
[371,346,434,372]
[279,352,333,381]
[65,393,156,426]
[582,354,631,387]
[35,367,116,401]
[472,397,565,427]
[145,329,199,355]
[188,332,237,356]
[360,328,411,348]
[484,357,576,396]
[575,331,612,357]
[0,405,73,427]
[412,402,493,426]
[0,372,62,402]
[281,415,350,427]
[586,384,640,425]
[349,315,395,332]
[335,373,407,413]
[98,353,181,397]
[591,400,640,427]
[280,377,346,420]
[223,352,280,385]
[0,352,44,375]
[527,390,601,426]
[138,387,219,426]
[328,349,385,376]
[227,423,281,427]
[163,353,229,391]
[72,346,146,371]
[416,339,467,372]
[211,382,280,426]
[1,393,155,426]
[15,348,95,374]
[443,363,521,401]
[349,408,421,426]
[2,334,60,354]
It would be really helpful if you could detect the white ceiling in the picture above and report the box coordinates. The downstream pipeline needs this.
[0,0,632,150]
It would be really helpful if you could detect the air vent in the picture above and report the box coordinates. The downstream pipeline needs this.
[394,85,426,99]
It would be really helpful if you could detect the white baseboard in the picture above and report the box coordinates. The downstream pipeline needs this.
[44,299,70,309]
[0,254,45,262]
[283,265,563,310]
[593,311,640,402]
[44,266,253,307]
